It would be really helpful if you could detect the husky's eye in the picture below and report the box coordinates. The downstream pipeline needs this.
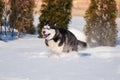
[42,27,50,30]
[47,26,50,29]
[47,28,50,30]
[42,27,45,29]
[43,25,50,30]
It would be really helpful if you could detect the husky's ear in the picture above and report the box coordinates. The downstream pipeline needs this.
[46,21,56,26]
[44,21,49,25]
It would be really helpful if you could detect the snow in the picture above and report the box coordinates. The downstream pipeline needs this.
[0,15,120,80]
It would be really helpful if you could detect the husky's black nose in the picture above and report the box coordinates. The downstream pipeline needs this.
[42,31,46,34]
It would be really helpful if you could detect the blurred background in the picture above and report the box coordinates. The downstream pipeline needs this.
[3,0,120,17]
[33,0,120,16]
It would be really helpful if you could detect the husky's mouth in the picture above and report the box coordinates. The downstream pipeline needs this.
[42,33,50,38]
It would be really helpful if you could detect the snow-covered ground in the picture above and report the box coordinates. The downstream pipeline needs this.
[0,15,120,80]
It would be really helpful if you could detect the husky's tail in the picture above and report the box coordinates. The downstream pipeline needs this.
[78,40,87,48]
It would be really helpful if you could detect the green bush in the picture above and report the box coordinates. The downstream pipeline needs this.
[9,0,35,37]
[0,0,4,24]
[38,0,73,38]
[84,0,118,47]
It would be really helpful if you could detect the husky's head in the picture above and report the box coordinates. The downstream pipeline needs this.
[42,22,56,40]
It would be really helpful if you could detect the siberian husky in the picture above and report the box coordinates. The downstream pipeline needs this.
[42,22,87,54]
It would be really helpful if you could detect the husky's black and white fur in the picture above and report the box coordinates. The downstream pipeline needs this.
[42,22,87,54]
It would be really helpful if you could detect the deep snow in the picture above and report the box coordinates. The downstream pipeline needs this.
[0,15,120,80]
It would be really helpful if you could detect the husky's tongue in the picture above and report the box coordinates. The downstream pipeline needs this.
[43,34,50,38]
